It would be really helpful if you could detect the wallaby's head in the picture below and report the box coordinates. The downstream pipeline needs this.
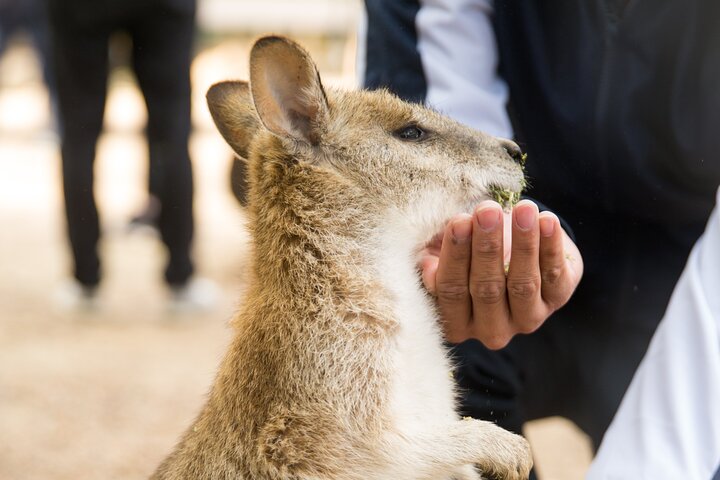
[207,36,525,251]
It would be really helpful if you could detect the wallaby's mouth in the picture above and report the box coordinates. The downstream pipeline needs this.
[487,150,527,211]
[487,184,523,212]
[420,181,525,252]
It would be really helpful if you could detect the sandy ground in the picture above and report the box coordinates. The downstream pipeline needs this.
[0,34,593,480]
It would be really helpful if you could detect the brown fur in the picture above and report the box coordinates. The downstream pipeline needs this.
[152,36,531,480]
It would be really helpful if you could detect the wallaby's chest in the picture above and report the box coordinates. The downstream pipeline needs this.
[380,256,459,431]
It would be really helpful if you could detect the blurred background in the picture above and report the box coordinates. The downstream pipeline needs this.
[0,0,592,478]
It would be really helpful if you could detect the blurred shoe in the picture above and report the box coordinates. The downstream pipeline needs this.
[128,195,161,233]
[169,277,220,313]
[53,279,100,311]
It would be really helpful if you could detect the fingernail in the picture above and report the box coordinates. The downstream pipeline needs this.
[539,214,556,237]
[515,203,537,231]
[475,207,500,232]
[451,216,472,243]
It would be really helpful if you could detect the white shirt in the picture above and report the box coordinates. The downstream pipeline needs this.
[415,0,513,138]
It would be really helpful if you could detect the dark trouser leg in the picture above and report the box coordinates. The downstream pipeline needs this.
[129,3,196,286]
[26,0,57,114]
[47,2,109,287]
[451,340,527,435]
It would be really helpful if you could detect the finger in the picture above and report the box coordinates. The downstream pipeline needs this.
[538,212,573,310]
[561,227,584,284]
[468,201,512,348]
[502,208,513,264]
[507,200,544,333]
[435,214,473,342]
[420,254,439,294]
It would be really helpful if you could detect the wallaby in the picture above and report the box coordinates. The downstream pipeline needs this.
[151,36,532,480]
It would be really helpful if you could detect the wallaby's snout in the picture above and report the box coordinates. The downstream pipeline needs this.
[499,138,525,165]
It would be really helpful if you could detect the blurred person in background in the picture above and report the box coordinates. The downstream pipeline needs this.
[46,0,216,310]
[0,0,56,127]
[362,0,720,477]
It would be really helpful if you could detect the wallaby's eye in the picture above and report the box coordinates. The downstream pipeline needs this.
[394,124,425,141]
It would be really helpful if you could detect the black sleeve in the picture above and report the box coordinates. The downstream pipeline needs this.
[362,0,426,103]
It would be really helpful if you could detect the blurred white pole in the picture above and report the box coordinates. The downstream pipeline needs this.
[197,0,362,35]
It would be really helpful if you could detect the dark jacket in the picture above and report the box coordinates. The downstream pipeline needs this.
[364,0,720,241]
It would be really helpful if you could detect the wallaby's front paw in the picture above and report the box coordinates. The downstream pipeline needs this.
[479,428,532,480]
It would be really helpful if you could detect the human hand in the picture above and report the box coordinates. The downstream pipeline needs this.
[420,200,583,349]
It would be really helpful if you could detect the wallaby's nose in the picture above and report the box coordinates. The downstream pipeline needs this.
[499,139,525,165]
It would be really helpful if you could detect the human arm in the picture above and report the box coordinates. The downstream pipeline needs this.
[362,0,511,137]
[415,0,512,137]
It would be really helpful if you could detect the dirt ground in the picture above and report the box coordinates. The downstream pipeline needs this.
[0,36,593,480]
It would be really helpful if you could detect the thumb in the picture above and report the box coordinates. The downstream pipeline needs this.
[420,255,439,295]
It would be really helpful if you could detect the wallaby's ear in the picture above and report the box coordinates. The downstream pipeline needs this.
[249,36,329,145]
[206,81,259,159]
